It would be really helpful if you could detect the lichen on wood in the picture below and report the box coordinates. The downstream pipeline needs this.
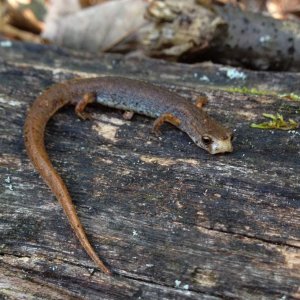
[140,0,300,71]
[141,0,226,58]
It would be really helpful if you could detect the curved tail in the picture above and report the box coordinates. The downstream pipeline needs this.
[24,84,111,274]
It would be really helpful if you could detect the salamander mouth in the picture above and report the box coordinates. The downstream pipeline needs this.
[210,140,233,154]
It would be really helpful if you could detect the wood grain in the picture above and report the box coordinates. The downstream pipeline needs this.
[0,38,300,299]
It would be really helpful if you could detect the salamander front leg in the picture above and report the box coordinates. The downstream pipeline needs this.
[75,92,96,120]
[194,96,208,109]
[152,113,181,135]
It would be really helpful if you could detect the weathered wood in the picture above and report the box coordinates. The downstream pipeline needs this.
[0,38,300,299]
[142,1,300,71]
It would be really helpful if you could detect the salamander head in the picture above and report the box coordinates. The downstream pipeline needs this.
[183,109,233,154]
[195,130,233,154]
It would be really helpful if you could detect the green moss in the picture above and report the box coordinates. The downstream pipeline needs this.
[279,93,300,101]
[251,113,299,130]
[224,87,274,96]
[224,87,300,101]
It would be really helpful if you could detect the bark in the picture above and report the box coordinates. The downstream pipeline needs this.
[141,0,300,71]
[0,38,300,299]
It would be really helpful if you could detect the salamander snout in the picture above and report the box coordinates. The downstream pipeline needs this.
[193,133,233,154]
[209,136,233,154]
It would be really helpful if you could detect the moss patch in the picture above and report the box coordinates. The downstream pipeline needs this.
[225,87,300,101]
[251,113,299,130]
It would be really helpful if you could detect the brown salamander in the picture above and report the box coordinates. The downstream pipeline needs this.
[24,76,233,275]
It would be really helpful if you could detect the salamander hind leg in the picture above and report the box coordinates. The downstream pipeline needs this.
[152,113,181,135]
[75,92,96,120]
[123,111,135,120]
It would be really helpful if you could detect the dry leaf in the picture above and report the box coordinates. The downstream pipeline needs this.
[42,0,148,52]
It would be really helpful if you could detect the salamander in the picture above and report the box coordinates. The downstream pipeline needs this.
[24,76,233,275]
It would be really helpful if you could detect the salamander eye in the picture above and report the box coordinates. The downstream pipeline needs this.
[202,136,212,145]
[230,134,234,141]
